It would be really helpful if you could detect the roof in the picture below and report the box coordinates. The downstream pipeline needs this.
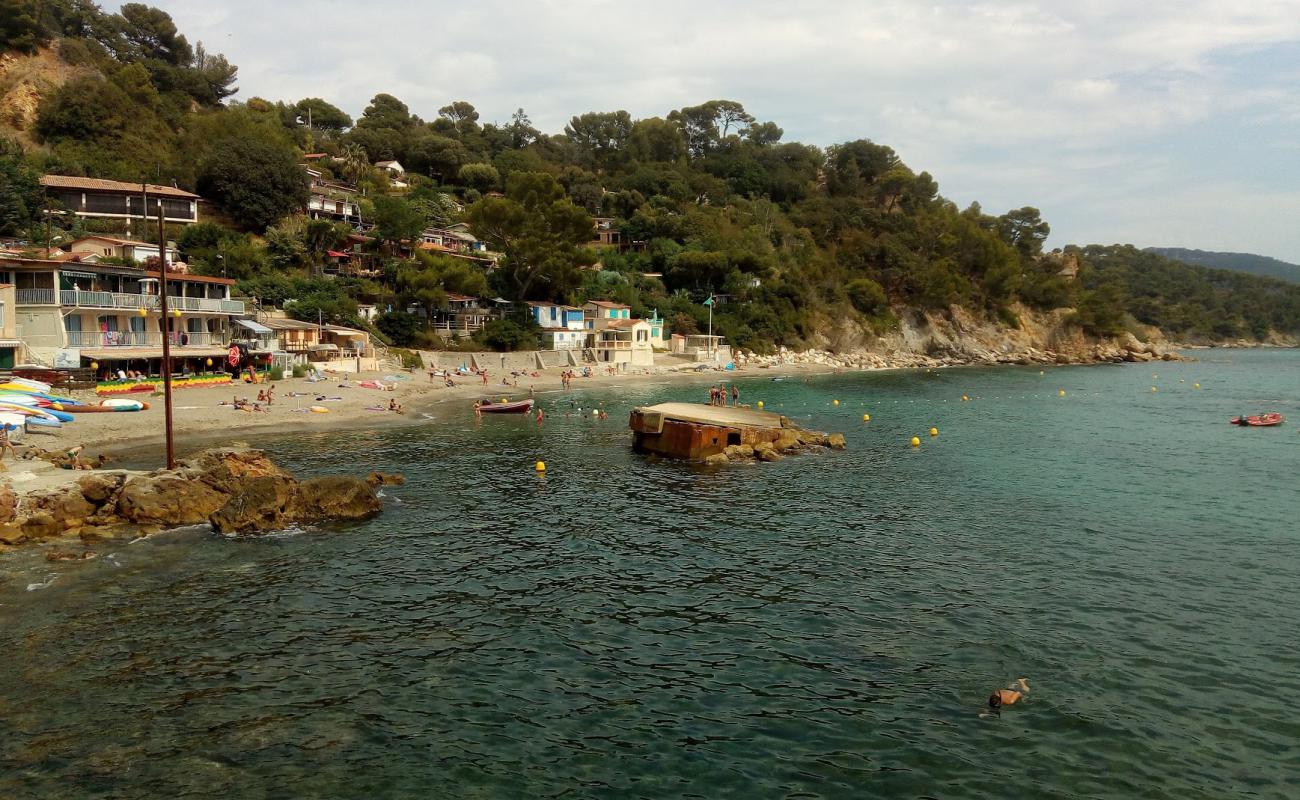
[326,250,350,258]
[525,300,559,307]
[375,160,402,168]
[260,318,319,331]
[302,153,328,159]
[445,293,480,303]
[70,235,163,248]
[326,326,367,337]
[606,318,649,329]
[234,319,273,334]
[40,175,199,200]
[586,300,630,309]
[634,402,788,430]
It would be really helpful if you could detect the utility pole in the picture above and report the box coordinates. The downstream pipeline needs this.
[157,203,176,469]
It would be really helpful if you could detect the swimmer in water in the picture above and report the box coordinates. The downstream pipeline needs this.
[985,678,1030,715]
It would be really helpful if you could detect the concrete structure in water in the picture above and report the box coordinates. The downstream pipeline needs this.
[628,402,801,461]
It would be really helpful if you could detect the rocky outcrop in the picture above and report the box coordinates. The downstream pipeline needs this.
[710,425,843,466]
[731,303,1187,371]
[0,449,394,547]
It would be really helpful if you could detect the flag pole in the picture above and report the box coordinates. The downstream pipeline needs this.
[157,202,176,469]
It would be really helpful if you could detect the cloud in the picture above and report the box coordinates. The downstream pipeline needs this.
[154,0,1300,261]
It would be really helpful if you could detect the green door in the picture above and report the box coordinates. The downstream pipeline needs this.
[0,348,14,370]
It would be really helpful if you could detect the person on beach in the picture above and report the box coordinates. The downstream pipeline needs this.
[66,444,87,470]
[986,678,1030,715]
[474,400,483,417]
[0,426,14,462]
[536,408,544,425]
[266,385,274,407]
[481,371,489,386]
[731,384,740,406]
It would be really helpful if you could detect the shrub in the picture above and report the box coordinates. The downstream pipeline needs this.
[269,367,285,381]
[291,364,307,378]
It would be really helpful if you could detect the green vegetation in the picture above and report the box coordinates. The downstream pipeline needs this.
[1146,248,1300,285]
[1075,245,1300,341]
[3,2,1297,350]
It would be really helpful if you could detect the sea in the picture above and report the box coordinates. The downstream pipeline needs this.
[1,349,1297,799]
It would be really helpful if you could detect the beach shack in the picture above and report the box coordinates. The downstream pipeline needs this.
[629,402,799,460]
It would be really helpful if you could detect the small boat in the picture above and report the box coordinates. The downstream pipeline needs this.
[1230,413,1284,427]
[476,398,535,415]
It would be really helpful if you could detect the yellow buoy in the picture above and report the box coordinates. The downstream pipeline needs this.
[1059,390,1066,397]
[929,427,938,437]
[535,461,546,472]
[1150,386,1157,393]
[961,395,969,402]
[501,397,508,403]
[757,401,764,408]
[862,413,870,422]
[1194,383,1201,389]
[910,436,921,447]
[833,399,840,406]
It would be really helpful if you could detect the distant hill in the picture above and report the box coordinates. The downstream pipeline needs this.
[1146,248,1300,284]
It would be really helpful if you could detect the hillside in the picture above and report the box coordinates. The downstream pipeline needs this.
[1146,247,1300,284]
[2,1,1298,355]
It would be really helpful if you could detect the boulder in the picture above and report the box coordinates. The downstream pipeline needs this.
[116,474,228,526]
[293,476,383,524]
[183,449,292,495]
[20,512,59,541]
[723,443,754,460]
[0,522,25,545]
[366,472,406,487]
[774,429,802,452]
[77,473,124,505]
[827,433,846,450]
[757,447,784,462]
[703,453,730,466]
[29,487,96,528]
[208,475,298,535]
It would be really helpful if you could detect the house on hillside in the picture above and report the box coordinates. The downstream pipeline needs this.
[41,176,200,226]
[590,217,621,248]
[66,236,180,265]
[375,160,405,176]
[582,300,631,331]
[526,301,585,350]
[591,318,654,367]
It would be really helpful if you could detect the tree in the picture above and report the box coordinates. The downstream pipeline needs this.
[111,3,192,65]
[406,134,467,179]
[1,0,46,53]
[458,162,499,192]
[295,97,352,132]
[845,277,888,315]
[826,139,901,197]
[668,100,754,158]
[628,117,686,163]
[467,171,594,301]
[564,110,633,171]
[506,108,539,149]
[397,251,489,325]
[372,195,426,250]
[0,137,41,236]
[36,76,134,142]
[197,137,308,231]
[997,206,1051,260]
[438,101,479,126]
[376,310,419,346]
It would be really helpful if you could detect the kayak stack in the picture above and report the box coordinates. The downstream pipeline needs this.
[0,377,149,434]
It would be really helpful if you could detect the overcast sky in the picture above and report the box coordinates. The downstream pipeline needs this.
[157,0,1300,262]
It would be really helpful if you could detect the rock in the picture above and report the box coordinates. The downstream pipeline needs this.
[757,448,783,463]
[366,472,406,487]
[29,488,96,528]
[117,474,228,526]
[293,476,383,525]
[0,522,25,545]
[703,453,730,466]
[208,475,298,535]
[774,430,802,452]
[827,433,846,449]
[184,449,292,495]
[77,473,124,505]
[20,512,59,541]
[0,482,16,524]
[723,443,754,460]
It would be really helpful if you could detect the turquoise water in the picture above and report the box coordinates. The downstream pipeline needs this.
[1,350,1298,798]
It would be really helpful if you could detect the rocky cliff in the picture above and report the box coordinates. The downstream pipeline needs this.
[738,303,1182,370]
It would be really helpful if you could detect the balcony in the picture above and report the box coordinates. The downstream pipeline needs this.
[15,289,244,314]
[65,331,226,349]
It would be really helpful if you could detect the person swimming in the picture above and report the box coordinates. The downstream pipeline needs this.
[985,678,1030,715]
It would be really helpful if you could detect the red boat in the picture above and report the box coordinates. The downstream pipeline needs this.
[476,398,535,415]
[1230,413,1284,427]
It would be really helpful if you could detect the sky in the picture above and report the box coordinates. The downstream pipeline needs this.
[156,0,1300,262]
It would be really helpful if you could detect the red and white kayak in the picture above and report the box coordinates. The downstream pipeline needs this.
[476,399,535,415]
[1230,413,1284,427]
